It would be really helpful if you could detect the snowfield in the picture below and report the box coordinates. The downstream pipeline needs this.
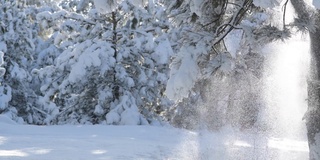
[0,117,309,160]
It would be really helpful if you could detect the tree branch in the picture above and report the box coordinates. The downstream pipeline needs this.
[213,0,253,45]
[282,0,289,29]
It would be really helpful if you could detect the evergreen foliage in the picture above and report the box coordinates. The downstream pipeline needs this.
[32,0,173,125]
[0,0,44,124]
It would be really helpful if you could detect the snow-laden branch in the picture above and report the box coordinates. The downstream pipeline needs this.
[213,0,253,45]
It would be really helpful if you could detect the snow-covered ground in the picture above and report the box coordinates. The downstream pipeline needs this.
[0,116,309,160]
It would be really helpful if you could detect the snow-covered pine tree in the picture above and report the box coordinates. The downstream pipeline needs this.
[163,0,290,130]
[163,0,253,101]
[34,0,173,125]
[0,0,49,124]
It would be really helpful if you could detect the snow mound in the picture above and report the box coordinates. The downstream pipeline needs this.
[0,115,17,125]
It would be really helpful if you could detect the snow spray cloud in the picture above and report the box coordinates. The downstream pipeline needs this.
[262,34,309,139]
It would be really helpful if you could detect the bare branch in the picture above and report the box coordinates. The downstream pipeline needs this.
[213,0,253,45]
[282,0,289,29]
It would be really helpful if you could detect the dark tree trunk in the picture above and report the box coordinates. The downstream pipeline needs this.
[306,20,320,160]
[290,0,320,159]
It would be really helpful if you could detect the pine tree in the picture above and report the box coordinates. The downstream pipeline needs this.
[34,0,173,125]
[0,0,47,124]
[163,0,272,130]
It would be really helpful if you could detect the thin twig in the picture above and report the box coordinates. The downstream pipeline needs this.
[282,0,290,29]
